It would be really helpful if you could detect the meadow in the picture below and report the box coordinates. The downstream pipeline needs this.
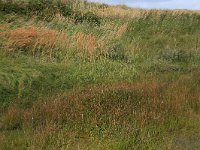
[0,0,200,149]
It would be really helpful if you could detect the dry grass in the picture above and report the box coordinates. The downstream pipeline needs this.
[1,74,199,130]
[1,106,22,130]
[1,2,200,149]
[95,5,144,18]
[5,27,38,53]
[62,1,200,19]
[0,32,6,37]
[93,4,200,19]
[33,122,59,144]
[0,134,6,149]
[4,27,69,57]
[75,32,98,57]
[3,27,101,59]
[115,23,128,38]
[0,24,10,31]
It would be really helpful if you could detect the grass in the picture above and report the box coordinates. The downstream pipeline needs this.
[0,1,200,149]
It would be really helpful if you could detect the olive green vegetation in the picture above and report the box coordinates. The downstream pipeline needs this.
[0,0,200,149]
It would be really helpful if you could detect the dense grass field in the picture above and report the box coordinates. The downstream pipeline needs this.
[0,0,200,149]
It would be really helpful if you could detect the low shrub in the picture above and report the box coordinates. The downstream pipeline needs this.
[59,5,73,18]
[107,42,128,62]
[72,11,101,26]
[0,0,27,14]
[0,0,102,25]
[0,0,57,21]
[73,11,84,24]
[159,49,193,63]
[27,0,58,21]
[84,12,101,26]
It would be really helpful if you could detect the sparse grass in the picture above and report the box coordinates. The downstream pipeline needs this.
[0,0,200,149]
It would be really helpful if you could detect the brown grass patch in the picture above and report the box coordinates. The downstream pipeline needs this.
[4,27,69,57]
[5,27,38,53]
[75,32,98,57]
[1,75,199,127]
[0,32,6,37]
[1,106,22,130]
[1,74,200,130]
[3,27,101,59]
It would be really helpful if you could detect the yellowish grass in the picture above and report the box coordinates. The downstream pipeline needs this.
[0,24,10,31]
[90,4,200,19]
[115,23,128,38]
[94,5,144,18]
[75,32,98,57]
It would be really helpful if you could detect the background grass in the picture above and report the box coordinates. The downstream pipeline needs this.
[0,0,200,149]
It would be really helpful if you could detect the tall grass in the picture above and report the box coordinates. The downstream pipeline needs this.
[0,0,200,149]
[4,27,68,57]
[1,74,200,149]
[2,26,102,60]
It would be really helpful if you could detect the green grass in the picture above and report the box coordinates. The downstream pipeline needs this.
[0,1,200,149]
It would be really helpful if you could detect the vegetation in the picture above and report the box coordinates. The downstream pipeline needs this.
[0,0,200,149]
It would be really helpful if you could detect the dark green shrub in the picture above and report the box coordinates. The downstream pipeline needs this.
[57,0,74,17]
[59,5,73,17]
[83,12,101,26]
[73,11,84,24]
[159,49,193,63]
[27,0,47,13]
[27,0,57,21]
[0,0,27,14]
[72,11,101,26]
[0,0,101,25]
[0,0,57,21]
[107,42,128,62]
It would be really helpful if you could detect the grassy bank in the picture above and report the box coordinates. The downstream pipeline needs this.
[0,0,200,149]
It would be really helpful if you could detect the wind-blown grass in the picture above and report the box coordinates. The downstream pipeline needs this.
[0,0,200,149]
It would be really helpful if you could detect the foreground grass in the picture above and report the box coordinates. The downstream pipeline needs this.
[0,1,200,149]
[1,76,200,149]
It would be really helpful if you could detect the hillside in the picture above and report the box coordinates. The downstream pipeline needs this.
[0,0,200,149]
